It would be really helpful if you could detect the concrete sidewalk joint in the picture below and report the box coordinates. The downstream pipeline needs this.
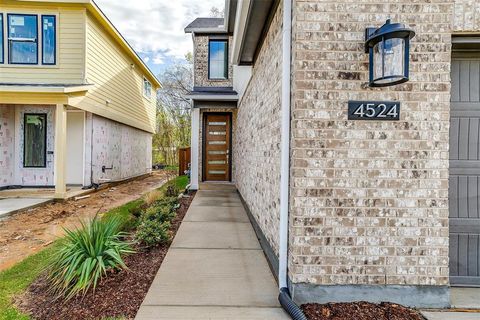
[136,187,289,319]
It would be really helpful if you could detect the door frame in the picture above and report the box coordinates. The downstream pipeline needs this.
[66,110,86,186]
[202,112,233,182]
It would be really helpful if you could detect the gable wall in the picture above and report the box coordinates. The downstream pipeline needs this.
[78,12,157,134]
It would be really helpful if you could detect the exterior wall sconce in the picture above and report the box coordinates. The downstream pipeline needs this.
[365,19,415,87]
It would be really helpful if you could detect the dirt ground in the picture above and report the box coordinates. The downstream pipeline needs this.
[0,170,174,272]
[302,302,425,320]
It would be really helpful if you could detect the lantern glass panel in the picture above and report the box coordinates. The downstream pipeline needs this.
[383,38,404,79]
[372,38,406,85]
[373,41,383,80]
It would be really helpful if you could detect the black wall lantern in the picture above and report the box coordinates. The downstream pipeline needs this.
[365,19,415,87]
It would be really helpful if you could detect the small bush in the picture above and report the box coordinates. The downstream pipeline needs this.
[47,218,134,299]
[143,204,176,223]
[155,196,179,209]
[136,219,170,246]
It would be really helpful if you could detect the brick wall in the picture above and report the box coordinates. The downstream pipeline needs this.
[289,0,453,287]
[234,4,283,255]
[454,0,480,31]
[194,35,233,88]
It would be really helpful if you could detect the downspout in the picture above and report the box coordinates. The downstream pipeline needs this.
[278,0,307,319]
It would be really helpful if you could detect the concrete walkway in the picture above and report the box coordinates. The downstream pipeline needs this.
[0,186,88,218]
[136,186,289,319]
[0,198,51,218]
[422,311,480,320]
[421,288,480,320]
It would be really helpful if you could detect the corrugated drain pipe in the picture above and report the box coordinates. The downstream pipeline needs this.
[278,0,307,319]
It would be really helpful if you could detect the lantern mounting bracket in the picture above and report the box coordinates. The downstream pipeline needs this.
[365,19,415,53]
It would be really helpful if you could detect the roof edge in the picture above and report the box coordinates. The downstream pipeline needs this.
[184,17,227,34]
[87,0,161,88]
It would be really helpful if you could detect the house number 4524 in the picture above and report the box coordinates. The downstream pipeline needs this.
[348,101,401,121]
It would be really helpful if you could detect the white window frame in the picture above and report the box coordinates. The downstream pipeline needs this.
[143,77,152,99]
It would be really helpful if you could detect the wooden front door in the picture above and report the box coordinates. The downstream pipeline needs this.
[203,113,231,181]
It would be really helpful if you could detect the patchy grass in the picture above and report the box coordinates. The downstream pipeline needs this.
[0,175,188,320]
[0,242,62,320]
[102,198,144,230]
[166,175,189,192]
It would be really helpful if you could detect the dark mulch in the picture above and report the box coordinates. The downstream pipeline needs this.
[302,301,426,320]
[16,191,196,320]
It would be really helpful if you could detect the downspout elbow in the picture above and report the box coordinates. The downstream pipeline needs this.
[279,287,308,320]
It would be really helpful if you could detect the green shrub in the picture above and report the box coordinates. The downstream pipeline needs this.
[143,204,175,223]
[155,196,178,208]
[47,218,134,300]
[135,219,170,246]
[165,184,180,197]
[154,197,179,215]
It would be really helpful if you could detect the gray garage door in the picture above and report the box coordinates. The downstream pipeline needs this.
[449,52,480,286]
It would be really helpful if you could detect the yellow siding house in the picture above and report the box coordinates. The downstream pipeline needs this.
[0,0,161,198]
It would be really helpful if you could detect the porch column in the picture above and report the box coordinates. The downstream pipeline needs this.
[190,107,200,190]
[54,104,67,198]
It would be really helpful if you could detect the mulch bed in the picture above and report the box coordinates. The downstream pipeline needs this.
[302,302,425,320]
[15,191,196,320]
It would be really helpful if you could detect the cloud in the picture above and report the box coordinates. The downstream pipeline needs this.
[152,55,164,65]
[95,0,224,69]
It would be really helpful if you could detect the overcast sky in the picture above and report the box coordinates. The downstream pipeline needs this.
[95,0,224,77]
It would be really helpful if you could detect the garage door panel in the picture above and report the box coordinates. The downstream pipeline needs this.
[450,234,459,276]
[470,61,480,102]
[450,118,459,160]
[449,176,459,218]
[458,176,469,218]
[450,56,480,286]
[460,61,471,102]
[468,176,479,216]
[459,118,470,159]
[469,118,480,159]
[452,61,460,101]
[469,235,479,276]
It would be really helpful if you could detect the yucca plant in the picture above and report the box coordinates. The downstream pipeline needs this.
[47,217,134,300]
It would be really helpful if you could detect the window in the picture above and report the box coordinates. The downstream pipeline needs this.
[24,114,47,168]
[208,40,228,79]
[143,78,152,98]
[0,14,4,64]
[8,14,38,64]
[42,15,56,65]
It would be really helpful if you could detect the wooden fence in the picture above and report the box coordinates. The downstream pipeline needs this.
[178,147,191,176]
